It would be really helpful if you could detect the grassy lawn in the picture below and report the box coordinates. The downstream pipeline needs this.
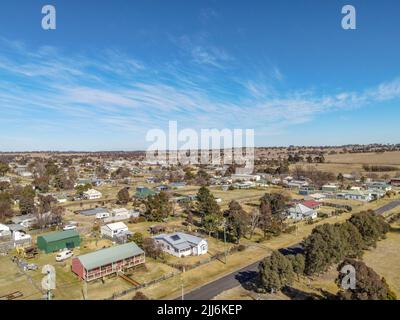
[363,223,400,297]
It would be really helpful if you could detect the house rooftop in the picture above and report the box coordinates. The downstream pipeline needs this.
[77,242,144,270]
[153,232,205,251]
[104,222,128,231]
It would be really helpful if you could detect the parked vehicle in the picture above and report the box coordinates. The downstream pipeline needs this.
[96,212,110,219]
[55,249,74,262]
[63,225,77,231]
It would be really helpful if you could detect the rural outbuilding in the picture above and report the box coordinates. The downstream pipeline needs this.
[37,230,81,253]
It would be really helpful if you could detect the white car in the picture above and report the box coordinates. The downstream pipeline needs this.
[63,225,77,231]
[56,250,74,262]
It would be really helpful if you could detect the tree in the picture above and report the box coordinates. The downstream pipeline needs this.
[95,166,109,179]
[45,160,60,176]
[287,254,305,278]
[225,201,250,243]
[0,192,14,222]
[183,167,195,182]
[130,232,144,247]
[0,161,9,177]
[196,186,221,217]
[0,181,10,192]
[144,192,172,222]
[349,211,389,248]
[131,291,149,300]
[51,206,65,225]
[303,224,347,275]
[19,186,36,215]
[33,175,50,193]
[142,238,164,260]
[195,170,211,186]
[112,167,130,179]
[202,213,222,236]
[117,187,130,205]
[75,183,92,196]
[337,221,364,259]
[259,193,287,237]
[249,208,260,239]
[336,259,397,300]
[258,251,294,293]
[196,186,221,234]
[36,195,57,228]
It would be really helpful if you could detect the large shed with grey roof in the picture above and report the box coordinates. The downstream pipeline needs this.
[71,242,145,281]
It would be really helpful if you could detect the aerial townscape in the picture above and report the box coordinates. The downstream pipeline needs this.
[1,0,400,306]
[0,145,399,300]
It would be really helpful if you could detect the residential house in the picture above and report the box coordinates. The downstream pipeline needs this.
[0,224,11,239]
[301,200,321,210]
[287,180,309,189]
[233,181,255,189]
[12,214,37,228]
[322,184,339,193]
[13,231,32,247]
[231,174,261,182]
[308,193,327,201]
[367,182,392,192]
[153,232,208,258]
[390,177,400,187]
[287,204,318,221]
[78,208,109,218]
[134,186,156,199]
[170,182,187,189]
[83,189,102,200]
[336,190,374,202]
[100,222,130,240]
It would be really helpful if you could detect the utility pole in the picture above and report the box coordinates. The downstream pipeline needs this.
[223,218,227,264]
[83,280,88,300]
[181,266,185,300]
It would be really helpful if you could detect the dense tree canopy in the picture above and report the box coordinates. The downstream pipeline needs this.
[336,259,397,300]
[349,211,389,247]
[304,211,389,276]
[144,191,172,222]
[258,251,294,293]
[225,200,250,243]
[117,187,130,205]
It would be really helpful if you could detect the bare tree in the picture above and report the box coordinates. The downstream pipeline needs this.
[249,208,260,239]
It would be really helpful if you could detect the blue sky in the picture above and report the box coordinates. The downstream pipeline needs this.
[0,0,400,151]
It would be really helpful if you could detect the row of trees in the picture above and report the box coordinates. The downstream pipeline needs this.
[258,211,394,299]
[303,211,389,275]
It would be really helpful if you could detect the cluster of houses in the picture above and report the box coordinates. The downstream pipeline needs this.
[78,207,140,222]
[0,221,32,248]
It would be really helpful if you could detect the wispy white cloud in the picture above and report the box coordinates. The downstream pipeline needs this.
[0,37,400,150]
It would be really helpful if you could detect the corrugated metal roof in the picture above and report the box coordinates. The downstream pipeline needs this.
[77,242,144,270]
[39,230,79,243]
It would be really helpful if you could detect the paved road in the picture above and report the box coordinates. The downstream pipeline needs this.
[374,200,400,215]
[182,243,303,300]
[182,200,400,300]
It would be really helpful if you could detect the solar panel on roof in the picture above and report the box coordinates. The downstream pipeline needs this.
[171,235,181,241]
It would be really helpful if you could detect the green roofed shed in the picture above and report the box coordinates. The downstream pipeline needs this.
[37,230,81,253]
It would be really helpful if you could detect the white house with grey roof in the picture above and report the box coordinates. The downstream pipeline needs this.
[287,204,318,221]
[153,232,208,258]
